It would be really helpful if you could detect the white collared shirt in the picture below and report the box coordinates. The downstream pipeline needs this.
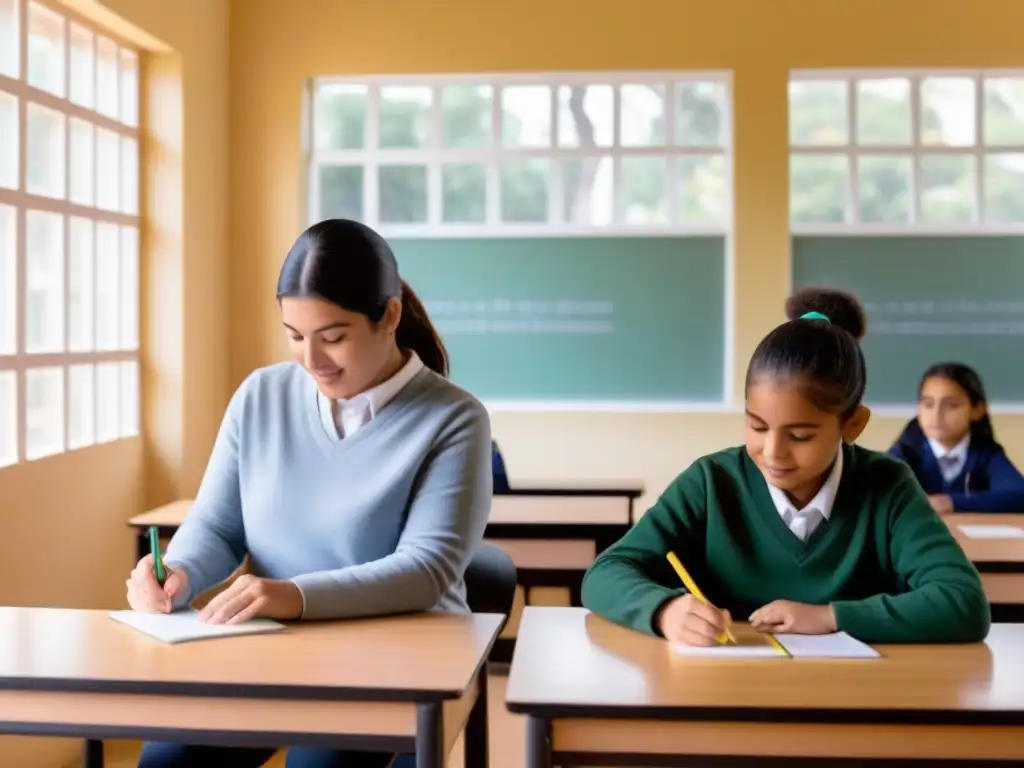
[766,446,844,543]
[316,351,424,440]
[928,434,971,483]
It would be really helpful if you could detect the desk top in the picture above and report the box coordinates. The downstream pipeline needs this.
[128,500,191,528]
[0,607,502,702]
[500,481,644,498]
[945,513,1024,568]
[506,607,1024,724]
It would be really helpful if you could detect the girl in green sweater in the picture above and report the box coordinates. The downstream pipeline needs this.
[581,288,990,645]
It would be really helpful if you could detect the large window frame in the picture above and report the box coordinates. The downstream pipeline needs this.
[306,71,734,238]
[789,69,1024,234]
[0,0,141,468]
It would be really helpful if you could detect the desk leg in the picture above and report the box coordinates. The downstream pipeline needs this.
[83,738,103,768]
[525,716,551,768]
[415,702,443,768]
[464,670,488,768]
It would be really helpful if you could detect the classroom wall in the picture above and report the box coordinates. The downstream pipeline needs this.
[229,0,1024,510]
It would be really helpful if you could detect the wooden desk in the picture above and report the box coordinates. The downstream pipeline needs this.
[945,513,1024,622]
[0,607,501,768]
[506,606,1024,767]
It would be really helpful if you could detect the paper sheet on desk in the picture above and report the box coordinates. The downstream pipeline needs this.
[109,610,287,644]
[957,524,1024,539]
[672,631,879,659]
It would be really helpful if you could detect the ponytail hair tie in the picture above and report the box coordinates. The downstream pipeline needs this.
[800,311,831,324]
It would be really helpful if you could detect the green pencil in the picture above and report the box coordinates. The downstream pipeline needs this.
[148,526,166,586]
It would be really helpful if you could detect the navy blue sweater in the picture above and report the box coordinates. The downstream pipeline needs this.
[888,428,1024,513]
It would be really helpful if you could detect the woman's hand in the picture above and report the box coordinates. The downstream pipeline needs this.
[126,555,189,613]
[928,494,955,515]
[749,600,836,634]
[197,574,304,624]
[656,593,733,646]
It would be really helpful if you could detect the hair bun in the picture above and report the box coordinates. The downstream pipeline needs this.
[785,287,867,340]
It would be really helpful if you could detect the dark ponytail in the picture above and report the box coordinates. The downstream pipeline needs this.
[896,362,999,450]
[396,280,448,377]
[276,218,448,376]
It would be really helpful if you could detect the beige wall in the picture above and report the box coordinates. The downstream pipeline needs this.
[229,0,1024,512]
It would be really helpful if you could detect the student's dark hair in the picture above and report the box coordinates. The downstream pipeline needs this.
[895,362,998,450]
[276,219,448,376]
[745,287,867,419]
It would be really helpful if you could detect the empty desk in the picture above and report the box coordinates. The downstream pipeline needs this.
[945,513,1024,622]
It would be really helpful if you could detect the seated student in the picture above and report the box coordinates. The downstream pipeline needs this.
[888,362,1024,514]
[492,440,511,493]
[581,288,989,647]
[125,219,492,768]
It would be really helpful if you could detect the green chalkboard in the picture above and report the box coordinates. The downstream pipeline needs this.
[792,236,1024,405]
[390,237,726,403]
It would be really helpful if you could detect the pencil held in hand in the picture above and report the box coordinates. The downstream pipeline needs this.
[666,551,735,644]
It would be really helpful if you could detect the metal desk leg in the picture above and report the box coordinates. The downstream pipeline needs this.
[464,669,488,768]
[415,702,444,768]
[83,738,104,768]
[525,716,551,768]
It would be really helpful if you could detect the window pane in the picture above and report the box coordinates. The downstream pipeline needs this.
[0,0,18,78]
[96,36,119,119]
[378,165,427,224]
[502,86,551,148]
[857,154,911,223]
[677,155,727,223]
[119,49,138,126]
[677,81,727,147]
[856,78,911,146]
[790,154,849,223]
[95,361,119,443]
[318,165,362,220]
[984,77,1024,146]
[314,84,366,150]
[379,86,431,149]
[562,156,613,226]
[121,136,138,215]
[0,371,14,467]
[558,85,613,148]
[620,84,665,147]
[441,163,486,223]
[920,77,975,147]
[984,153,1024,223]
[0,92,16,190]
[920,154,976,224]
[120,360,139,437]
[619,156,668,224]
[69,118,95,206]
[26,103,66,199]
[25,366,63,460]
[789,80,848,146]
[96,127,120,211]
[0,205,14,355]
[441,85,491,148]
[25,210,63,353]
[501,159,549,222]
[95,222,119,350]
[27,2,65,97]
[68,217,94,351]
[120,226,138,349]
[69,24,95,109]
[68,363,94,450]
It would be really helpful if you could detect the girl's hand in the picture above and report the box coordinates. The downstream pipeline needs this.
[197,574,304,624]
[656,593,733,646]
[126,555,189,613]
[749,600,836,634]
[928,494,955,515]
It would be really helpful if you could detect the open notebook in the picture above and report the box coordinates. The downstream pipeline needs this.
[109,610,287,644]
[672,628,880,659]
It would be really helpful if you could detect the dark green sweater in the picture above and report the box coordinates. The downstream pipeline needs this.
[582,444,990,643]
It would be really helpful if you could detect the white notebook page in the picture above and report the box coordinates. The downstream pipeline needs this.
[109,610,287,644]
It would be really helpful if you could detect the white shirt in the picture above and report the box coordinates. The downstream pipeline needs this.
[928,434,970,483]
[766,446,844,543]
[316,351,424,440]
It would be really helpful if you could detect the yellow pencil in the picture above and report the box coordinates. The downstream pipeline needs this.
[665,551,736,644]
[764,633,790,657]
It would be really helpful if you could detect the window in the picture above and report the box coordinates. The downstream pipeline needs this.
[308,73,732,235]
[0,0,140,467]
[789,71,1024,230]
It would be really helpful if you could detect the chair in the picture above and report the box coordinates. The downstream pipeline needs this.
[464,541,517,624]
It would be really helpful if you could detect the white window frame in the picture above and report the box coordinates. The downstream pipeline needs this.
[306,71,734,239]
[0,0,141,467]
[790,69,1024,235]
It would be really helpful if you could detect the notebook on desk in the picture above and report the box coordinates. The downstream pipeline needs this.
[672,630,879,659]
[109,609,287,644]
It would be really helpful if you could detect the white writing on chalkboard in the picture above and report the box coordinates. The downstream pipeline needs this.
[425,299,616,335]
[863,300,1024,336]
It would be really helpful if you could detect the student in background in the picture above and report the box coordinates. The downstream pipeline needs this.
[582,289,989,647]
[492,440,510,493]
[889,362,1024,514]
[125,219,493,768]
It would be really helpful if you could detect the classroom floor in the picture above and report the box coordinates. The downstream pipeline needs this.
[86,672,524,768]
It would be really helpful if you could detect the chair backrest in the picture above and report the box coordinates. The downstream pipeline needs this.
[464,543,517,619]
